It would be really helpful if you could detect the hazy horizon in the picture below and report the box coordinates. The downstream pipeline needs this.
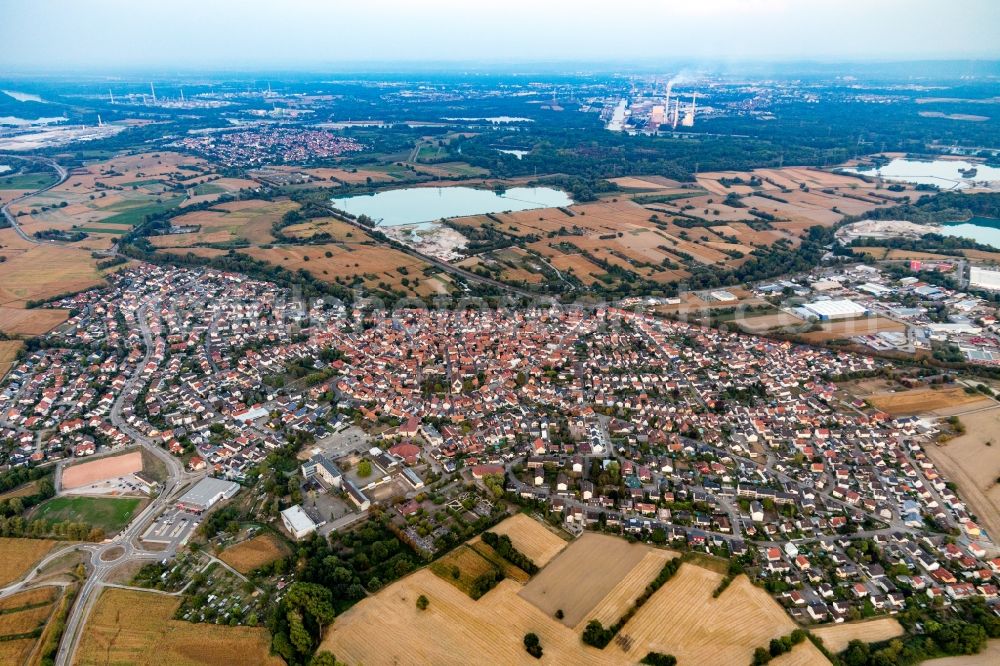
[3,0,999,72]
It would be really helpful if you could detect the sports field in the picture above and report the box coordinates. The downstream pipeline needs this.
[32,496,143,534]
[60,451,143,490]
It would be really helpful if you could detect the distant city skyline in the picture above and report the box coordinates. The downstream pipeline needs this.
[3,0,999,71]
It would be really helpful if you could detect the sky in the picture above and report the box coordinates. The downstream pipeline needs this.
[3,0,999,71]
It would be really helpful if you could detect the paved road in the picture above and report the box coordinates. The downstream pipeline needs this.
[0,155,68,245]
[53,302,202,666]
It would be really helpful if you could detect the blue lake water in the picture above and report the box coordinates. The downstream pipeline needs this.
[331,186,572,226]
[940,216,1000,250]
[844,158,1000,190]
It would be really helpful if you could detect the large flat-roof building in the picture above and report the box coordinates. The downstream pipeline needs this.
[175,477,240,513]
[970,266,1000,291]
[800,299,869,321]
[281,505,317,540]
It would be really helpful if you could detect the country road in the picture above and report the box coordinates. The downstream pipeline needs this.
[0,155,68,245]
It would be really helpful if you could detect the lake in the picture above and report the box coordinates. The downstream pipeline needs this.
[939,216,1000,250]
[331,186,572,227]
[844,158,1000,190]
[442,116,533,123]
[2,90,44,103]
[497,149,529,160]
[0,116,66,127]
[0,165,10,175]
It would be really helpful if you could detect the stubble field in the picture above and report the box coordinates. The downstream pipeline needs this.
[75,588,282,666]
[485,513,568,567]
[518,532,674,628]
[924,407,1000,546]
[218,534,290,574]
[0,538,57,586]
[811,617,904,654]
[866,387,992,416]
[605,564,797,664]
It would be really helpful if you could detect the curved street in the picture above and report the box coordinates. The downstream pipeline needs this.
[0,155,68,245]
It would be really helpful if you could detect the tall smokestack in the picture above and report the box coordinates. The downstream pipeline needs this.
[108,89,115,105]
[150,82,157,103]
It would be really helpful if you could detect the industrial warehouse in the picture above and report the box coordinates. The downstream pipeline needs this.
[799,299,871,321]
[175,477,241,513]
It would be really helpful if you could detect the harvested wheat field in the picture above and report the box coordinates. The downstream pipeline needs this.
[573,548,675,630]
[61,451,142,491]
[0,585,59,661]
[867,387,992,416]
[0,587,57,612]
[605,564,797,665]
[0,307,68,337]
[320,568,613,666]
[0,246,102,308]
[519,533,674,628]
[925,407,1000,548]
[218,534,290,574]
[0,598,54,636]
[0,340,23,378]
[429,544,500,597]
[812,618,904,654]
[770,641,831,666]
[0,538,57,586]
[151,199,297,248]
[76,588,282,666]
[486,514,568,567]
[466,540,532,584]
[738,312,808,333]
[798,316,905,343]
[0,637,36,665]
[280,217,370,242]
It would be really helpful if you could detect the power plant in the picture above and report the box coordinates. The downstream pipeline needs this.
[682,93,696,127]
[604,75,700,133]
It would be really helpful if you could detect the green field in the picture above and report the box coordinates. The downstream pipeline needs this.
[76,227,128,235]
[192,182,226,196]
[0,173,57,191]
[33,496,143,534]
[99,198,184,226]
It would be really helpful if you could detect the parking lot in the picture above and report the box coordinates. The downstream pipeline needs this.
[63,472,151,497]
[141,507,201,550]
[309,425,370,459]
